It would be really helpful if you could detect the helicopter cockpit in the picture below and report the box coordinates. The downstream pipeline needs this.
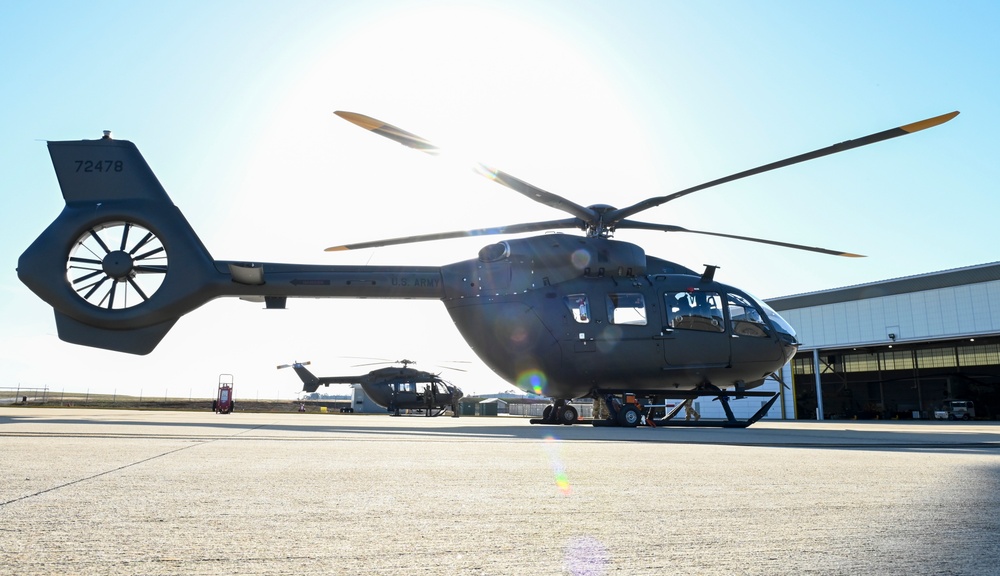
[666,289,797,345]
[743,292,798,346]
[563,285,797,349]
[668,290,725,332]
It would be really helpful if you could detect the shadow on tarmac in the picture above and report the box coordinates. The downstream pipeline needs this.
[3,410,1000,454]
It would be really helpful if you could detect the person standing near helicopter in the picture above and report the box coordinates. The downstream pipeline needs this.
[682,398,700,421]
[450,385,463,418]
[592,395,609,420]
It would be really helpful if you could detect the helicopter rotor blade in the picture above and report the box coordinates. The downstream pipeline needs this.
[435,364,469,373]
[334,111,441,153]
[350,359,419,368]
[325,218,582,251]
[335,109,957,253]
[334,111,598,222]
[606,111,960,224]
[617,219,865,257]
[472,165,599,221]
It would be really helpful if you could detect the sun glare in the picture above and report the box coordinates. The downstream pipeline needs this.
[218,2,670,277]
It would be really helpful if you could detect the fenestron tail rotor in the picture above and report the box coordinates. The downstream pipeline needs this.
[66,221,168,310]
[331,110,959,257]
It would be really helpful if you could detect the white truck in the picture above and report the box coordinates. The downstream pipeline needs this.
[934,400,975,420]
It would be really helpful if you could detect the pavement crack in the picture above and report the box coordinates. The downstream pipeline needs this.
[0,423,272,508]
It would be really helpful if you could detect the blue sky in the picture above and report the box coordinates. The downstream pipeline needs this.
[2,1,997,399]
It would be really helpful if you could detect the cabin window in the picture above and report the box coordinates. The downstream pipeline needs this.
[727,293,769,337]
[666,290,724,332]
[565,294,591,323]
[607,293,646,325]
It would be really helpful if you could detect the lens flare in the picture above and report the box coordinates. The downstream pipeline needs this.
[565,536,610,576]
[517,370,547,395]
[595,325,622,353]
[543,434,571,495]
[570,248,591,270]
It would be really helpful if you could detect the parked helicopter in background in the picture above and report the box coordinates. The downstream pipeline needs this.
[277,359,463,416]
[17,109,957,428]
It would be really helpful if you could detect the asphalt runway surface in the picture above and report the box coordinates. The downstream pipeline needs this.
[2,409,1000,575]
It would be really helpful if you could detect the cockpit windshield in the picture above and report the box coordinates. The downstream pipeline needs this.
[744,292,798,343]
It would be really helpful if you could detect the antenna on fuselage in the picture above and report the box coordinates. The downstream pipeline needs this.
[701,264,719,283]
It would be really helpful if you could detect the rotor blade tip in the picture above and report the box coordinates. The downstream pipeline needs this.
[324,246,348,252]
[902,110,960,133]
[334,111,382,131]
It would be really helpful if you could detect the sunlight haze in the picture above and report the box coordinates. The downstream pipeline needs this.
[2,1,996,400]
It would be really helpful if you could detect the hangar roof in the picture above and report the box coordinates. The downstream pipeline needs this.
[766,261,1000,311]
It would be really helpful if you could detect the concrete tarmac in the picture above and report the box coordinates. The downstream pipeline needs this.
[2,408,1000,575]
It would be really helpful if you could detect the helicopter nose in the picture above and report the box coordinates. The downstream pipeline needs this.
[778,334,799,363]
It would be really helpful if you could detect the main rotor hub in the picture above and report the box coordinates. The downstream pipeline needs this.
[584,204,618,238]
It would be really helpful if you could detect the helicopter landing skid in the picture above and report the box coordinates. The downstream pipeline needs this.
[651,390,779,428]
[530,389,780,428]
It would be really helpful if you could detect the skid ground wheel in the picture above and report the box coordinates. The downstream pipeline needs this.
[617,404,641,427]
[66,221,168,309]
[557,404,578,425]
[542,405,553,421]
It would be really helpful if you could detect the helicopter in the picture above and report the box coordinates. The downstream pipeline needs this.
[17,110,958,428]
[277,359,464,416]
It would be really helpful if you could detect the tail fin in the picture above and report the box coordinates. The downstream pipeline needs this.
[292,364,323,393]
[277,361,322,393]
[278,361,322,392]
[18,135,220,354]
[48,136,173,204]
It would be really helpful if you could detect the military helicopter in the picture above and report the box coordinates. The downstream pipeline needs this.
[17,110,957,427]
[277,359,464,416]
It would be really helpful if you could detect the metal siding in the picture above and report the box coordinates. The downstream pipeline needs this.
[969,284,991,332]
[948,285,972,333]
[885,294,901,338]
[912,293,941,338]
[833,302,849,343]
[806,308,822,345]
[990,282,1000,330]
[771,265,1000,366]
[991,282,1000,329]
[786,308,809,344]
[819,305,836,345]
[992,282,1000,329]
[844,300,861,343]
[784,281,1000,350]
[947,289,963,333]
[860,298,879,342]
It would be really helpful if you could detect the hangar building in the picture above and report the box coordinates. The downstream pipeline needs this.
[765,261,1000,421]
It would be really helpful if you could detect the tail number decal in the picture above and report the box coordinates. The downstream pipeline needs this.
[75,160,124,173]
